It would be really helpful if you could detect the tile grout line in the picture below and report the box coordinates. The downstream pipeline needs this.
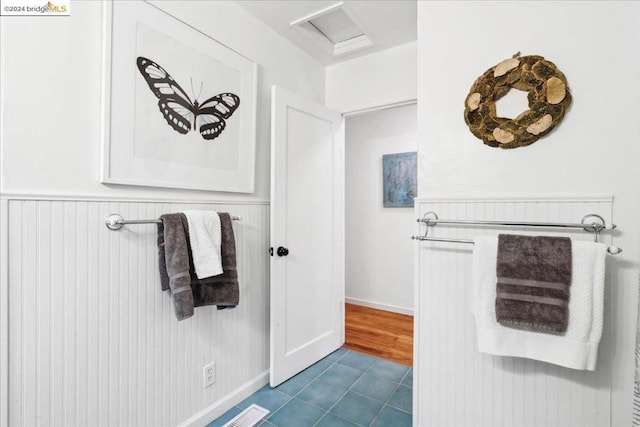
[310,349,360,427]
[315,351,405,427]
[385,368,413,415]
[342,351,413,425]
[315,371,366,425]
[268,349,350,426]
[363,358,411,427]
[381,385,413,416]
[289,356,410,425]
[399,367,411,386]
[368,380,403,426]
[221,349,412,427]
[311,349,394,427]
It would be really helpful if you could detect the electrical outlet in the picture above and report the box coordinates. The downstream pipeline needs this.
[203,362,215,388]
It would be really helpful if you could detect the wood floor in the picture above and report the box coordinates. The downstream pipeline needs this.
[344,303,413,366]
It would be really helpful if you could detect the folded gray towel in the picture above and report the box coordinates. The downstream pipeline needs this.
[159,213,195,321]
[190,212,239,309]
[495,234,572,333]
[157,212,239,320]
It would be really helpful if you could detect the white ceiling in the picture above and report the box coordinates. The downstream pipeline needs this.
[235,0,417,66]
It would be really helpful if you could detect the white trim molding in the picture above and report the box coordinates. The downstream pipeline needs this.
[0,191,270,205]
[178,371,269,427]
[415,194,614,204]
[345,297,413,316]
[342,98,417,118]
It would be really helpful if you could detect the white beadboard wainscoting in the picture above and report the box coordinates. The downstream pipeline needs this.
[1,196,270,427]
[413,197,615,427]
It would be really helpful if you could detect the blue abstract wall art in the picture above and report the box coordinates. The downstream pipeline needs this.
[382,151,417,208]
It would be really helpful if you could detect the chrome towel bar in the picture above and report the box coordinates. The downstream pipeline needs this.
[412,211,622,255]
[105,213,242,231]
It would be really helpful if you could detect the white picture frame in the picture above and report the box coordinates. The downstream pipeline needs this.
[101,1,257,193]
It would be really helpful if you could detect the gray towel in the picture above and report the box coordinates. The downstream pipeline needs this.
[157,212,239,320]
[188,213,239,309]
[495,234,572,333]
[159,213,195,321]
[157,220,170,291]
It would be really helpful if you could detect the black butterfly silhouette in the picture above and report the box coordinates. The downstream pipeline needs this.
[136,56,240,140]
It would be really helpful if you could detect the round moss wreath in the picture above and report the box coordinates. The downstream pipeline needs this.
[464,53,572,149]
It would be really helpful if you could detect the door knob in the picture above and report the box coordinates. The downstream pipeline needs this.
[277,246,289,257]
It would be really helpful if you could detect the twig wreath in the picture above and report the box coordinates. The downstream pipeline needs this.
[464,53,571,149]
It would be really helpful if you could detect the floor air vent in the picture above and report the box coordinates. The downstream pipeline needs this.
[222,404,270,427]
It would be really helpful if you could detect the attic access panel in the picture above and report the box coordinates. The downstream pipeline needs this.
[290,2,373,56]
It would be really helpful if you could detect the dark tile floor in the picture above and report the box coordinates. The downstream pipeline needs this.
[208,348,413,427]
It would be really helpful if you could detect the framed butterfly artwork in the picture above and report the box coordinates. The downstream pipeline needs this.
[101,1,257,193]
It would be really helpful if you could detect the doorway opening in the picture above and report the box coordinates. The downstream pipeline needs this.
[259,89,414,427]
[343,102,417,367]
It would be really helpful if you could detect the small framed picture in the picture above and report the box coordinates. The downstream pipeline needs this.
[382,152,417,208]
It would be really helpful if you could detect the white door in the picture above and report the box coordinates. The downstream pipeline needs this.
[270,86,345,387]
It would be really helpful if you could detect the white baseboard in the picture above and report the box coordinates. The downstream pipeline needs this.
[345,297,413,316]
[178,370,269,427]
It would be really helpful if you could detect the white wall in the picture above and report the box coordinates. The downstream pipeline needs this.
[345,104,416,314]
[415,197,615,427]
[0,0,325,202]
[417,1,640,426]
[5,199,269,427]
[0,1,326,426]
[326,41,417,113]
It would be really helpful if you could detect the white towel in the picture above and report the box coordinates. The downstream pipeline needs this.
[183,210,223,279]
[472,237,606,370]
